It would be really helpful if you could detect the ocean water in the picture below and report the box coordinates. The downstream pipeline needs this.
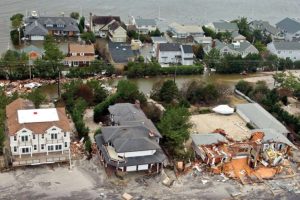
[0,0,300,53]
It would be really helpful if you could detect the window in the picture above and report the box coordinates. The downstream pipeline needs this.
[41,144,45,150]
[80,52,85,56]
[21,148,30,153]
[48,145,54,151]
[52,128,56,131]
[33,145,37,150]
[14,136,17,141]
[51,133,57,140]
[42,134,44,139]
[65,142,68,148]
[55,145,62,150]
[14,146,17,152]
[21,135,28,142]
[33,135,35,140]
[22,130,27,133]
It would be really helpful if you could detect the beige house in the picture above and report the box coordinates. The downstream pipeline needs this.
[108,21,127,42]
[6,98,72,167]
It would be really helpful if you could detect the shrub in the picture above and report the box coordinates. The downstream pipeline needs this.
[235,80,253,95]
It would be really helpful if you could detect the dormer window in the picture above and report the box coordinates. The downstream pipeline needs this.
[57,24,65,28]
[46,24,53,28]
[52,128,56,131]
[80,52,84,56]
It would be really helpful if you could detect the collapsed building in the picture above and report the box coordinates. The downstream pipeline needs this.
[190,103,298,184]
[191,130,297,184]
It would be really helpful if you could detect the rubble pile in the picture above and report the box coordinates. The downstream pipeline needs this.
[70,141,84,159]
[191,130,298,184]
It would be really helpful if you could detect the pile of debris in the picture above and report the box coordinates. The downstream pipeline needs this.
[70,141,85,159]
[191,129,298,184]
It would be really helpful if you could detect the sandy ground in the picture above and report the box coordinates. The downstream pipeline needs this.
[83,109,100,143]
[242,70,300,89]
[190,113,251,141]
[1,157,299,200]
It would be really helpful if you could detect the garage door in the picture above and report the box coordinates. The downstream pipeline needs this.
[31,36,45,41]
[126,166,137,172]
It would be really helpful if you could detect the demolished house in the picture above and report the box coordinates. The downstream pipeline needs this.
[191,130,297,184]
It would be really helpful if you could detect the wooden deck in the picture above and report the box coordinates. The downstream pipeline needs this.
[12,151,70,167]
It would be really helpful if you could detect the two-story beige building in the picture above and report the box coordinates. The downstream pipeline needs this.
[6,98,72,166]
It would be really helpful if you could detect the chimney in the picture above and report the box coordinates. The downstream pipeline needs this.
[89,12,93,32]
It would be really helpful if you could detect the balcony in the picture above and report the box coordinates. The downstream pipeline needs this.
[18,140,32,147]
[45,137,64,144]
[12,150,70,167]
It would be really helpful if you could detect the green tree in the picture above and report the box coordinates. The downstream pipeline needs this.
[27,89,46,108]
[117,80,146,103]
[235,80,253,95]
[81,32,96,43]
[159,80,179,103]
[10,14,24,29]
[204,48,221,69]
[254,41,267,52]
[1,50,29,79]
[78,16,85,33]
[70,12,80,20]
[236,17,252,41]
[193,45,205,60]
[43,35,64,62]
[216,54,244,74]
[202,26,216,38]
[158,107,191,156]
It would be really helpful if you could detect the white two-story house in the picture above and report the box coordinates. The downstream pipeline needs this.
[6,98,72,167]
[267,41,300,61]
[131,17,157,34]
[158,43,195,66]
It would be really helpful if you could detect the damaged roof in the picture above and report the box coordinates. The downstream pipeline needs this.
[252,129,297,149]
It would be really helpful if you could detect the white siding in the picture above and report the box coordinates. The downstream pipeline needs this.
[138,164,149,171]
[267,42,300,61]
[118,150,156,158]
[30,36,45,41]
[10,125,71,157]
[126,166,137,172]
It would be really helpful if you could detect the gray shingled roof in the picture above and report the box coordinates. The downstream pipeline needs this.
[24,21,48,36]
[25,16,79,34]
[135,18,156,27]
[101,125,161,153]
[273,41,300,50]
[251,129,296,149]
[213,21,238,32]
[151,36,167,43]
[214,40,256,53]
[159,43,181,52]
[182,45,193,53]
[95,135,166,167]
[276,17,300,34]
[108,103,161,137]
[250,20,280,35]
[108,42,139,63]
[236,103,289,135]
[191,133,228,146]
